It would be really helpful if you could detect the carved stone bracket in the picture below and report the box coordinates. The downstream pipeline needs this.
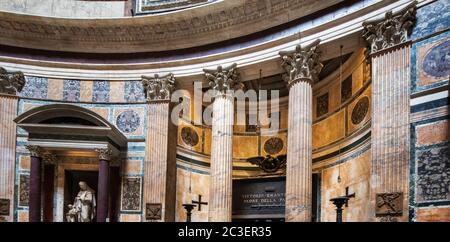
[376,192,403,217]
[26,145,42,158]
[362,1,417,54]
[95,148,113,161]
[141,73,176,101]
[203,63,241,95]
[0,67,26,95]
[279,39,323,88]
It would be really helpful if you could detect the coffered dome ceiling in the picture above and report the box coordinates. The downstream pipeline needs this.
[0,0,344,53]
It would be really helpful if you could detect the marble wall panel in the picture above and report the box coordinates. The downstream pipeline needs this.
[121,177,142,212]
[175,166,209,222]
[321,149,371,222]
[312,110,346,149]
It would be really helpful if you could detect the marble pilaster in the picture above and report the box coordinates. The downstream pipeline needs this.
[204,63,239,222]
[362,2,416,222]
[142,73,177,222]
[279,40,322,222]
[0,67,24,221]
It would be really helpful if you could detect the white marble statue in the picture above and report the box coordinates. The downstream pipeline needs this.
[67,181,96,222]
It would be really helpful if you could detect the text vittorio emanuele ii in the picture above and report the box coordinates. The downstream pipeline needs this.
[242,193,285,204]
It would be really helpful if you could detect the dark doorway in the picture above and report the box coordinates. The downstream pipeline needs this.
[64,170,98,222]
[312,173,321,222]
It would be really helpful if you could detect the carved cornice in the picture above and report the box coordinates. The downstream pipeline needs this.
[0,67,25,95]
[95,148,112,161]
[0,0,343,53]
[203,63,241,95]
[279,39,323,88]
[26,145,42,158]
[362,1,417,54]
[141,73,176,102]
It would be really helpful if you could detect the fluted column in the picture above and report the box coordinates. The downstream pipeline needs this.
[95,148,112,222]
[0,67,25,222]
[26,145,43,222]
[204,63,239,222]
[141,73,177,222]
[362,2,416,222]
[279,40,322,222]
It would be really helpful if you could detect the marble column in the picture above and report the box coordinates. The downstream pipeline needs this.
[0,67,25,221]
[362,2,416,222]
[26,145,43,222]
[279,40,322,222]
[141,73,177,222]
[204,63,239,222]
[95,148,112,222]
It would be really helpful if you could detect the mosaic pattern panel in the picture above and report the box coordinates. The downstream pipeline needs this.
[92,81,110,102]
[21,76,48,99]
[412,0,450,40]
[63,80,81,102]
[19,174,30,207]
[124,81,145,102]
[121,177,141,211]
[116,110,141,134]
[416,145,450,203]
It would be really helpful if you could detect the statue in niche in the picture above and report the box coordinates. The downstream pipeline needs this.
[66,181,96,222]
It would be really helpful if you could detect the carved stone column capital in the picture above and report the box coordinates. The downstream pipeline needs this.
[279,39,323,88]
[42,152,57,165]
[26,145,42,158]
[203,63,241,96]
[0,67,26,95]
[141,73,176,102]
[95,148,112,161]
[362,1,417,54]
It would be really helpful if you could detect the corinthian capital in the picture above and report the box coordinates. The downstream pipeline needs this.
[0,67,26,95]
[141,73,176,102]
[362,1,417,54]
[279,39,323,87]
[203,63,241,95]
[95,148,112,161]
[26,145,42,158]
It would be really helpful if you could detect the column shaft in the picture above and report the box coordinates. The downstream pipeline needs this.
[285,80,313,222]
[208,95,234,222]
[143,101,177,221]
[97,159,110,222]
[29,155,42,222]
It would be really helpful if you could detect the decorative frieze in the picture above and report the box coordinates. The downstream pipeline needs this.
[141,73,176,101]
[279,39,323,87]
[204,63,241,95]
[0,67,25,95]
[362,1,417,53]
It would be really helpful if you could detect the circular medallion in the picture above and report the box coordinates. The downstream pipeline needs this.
[423,41,450,78]
[264,137,284,155]
[351,96,369,125]
[116,110,140,133]
[181,127,199,147]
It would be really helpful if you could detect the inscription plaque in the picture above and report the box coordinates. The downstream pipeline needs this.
[232,177,285,217]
